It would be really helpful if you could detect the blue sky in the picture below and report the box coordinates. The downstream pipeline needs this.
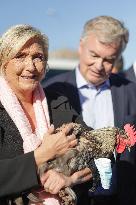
[0,0,136,69]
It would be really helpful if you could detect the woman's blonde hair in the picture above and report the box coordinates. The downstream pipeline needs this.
[0,24,49,72]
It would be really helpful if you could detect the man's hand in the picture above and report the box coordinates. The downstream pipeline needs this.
[70,168,92,186]
[40,168,92,194]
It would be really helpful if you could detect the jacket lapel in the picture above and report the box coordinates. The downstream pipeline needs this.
[110,75,125,127]
[64,70,82,115]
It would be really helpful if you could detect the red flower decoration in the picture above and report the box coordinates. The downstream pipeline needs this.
[124,124,136,146]
[116,124,136,153]
[116,136,127,153]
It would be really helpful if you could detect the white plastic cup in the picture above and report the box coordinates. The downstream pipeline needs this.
[94,158,112,189]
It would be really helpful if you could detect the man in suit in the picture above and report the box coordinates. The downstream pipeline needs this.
[45,16,136,205]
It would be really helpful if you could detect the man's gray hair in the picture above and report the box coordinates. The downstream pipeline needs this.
[81,16,129,53]
[0,24,49,70]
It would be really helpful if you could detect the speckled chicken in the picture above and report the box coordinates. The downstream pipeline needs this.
[28,122,136,205]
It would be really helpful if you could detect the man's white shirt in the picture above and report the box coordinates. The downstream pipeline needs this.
[75,66,114,129]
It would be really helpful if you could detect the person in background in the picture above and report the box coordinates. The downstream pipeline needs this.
[0,24,92,205]
[112,56,124,74]
[45,16,136,205]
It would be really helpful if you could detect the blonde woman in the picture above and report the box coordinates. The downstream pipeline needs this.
[0,24,91,205]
